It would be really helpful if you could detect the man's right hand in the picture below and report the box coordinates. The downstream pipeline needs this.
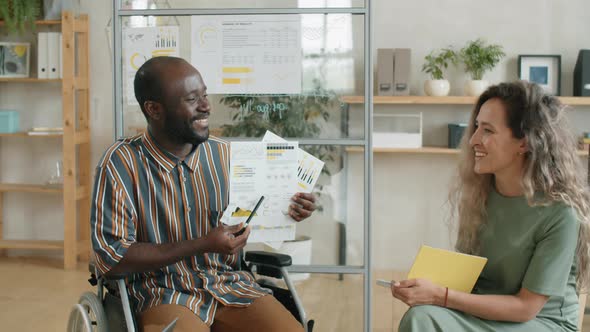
[103,223,251,276]
[202,223,251,255]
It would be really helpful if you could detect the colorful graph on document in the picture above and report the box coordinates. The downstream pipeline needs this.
[297,151,325,193]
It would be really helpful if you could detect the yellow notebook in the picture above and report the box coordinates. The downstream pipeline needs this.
[407,245,487,293]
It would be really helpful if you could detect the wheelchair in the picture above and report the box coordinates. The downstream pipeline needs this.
[67,251,314,332]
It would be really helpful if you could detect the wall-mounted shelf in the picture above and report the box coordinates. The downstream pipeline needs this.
[346,146,589,156]
[341,96,590,106]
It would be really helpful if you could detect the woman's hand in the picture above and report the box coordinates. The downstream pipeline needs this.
[391,278,447,307]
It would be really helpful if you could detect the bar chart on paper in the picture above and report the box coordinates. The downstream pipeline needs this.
[262,131,325,193]
[297,151,324,193]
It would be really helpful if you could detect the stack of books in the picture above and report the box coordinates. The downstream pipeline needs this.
[27,127,63,136]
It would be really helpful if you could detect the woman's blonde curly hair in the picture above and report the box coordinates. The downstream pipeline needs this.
[449,81,590,290]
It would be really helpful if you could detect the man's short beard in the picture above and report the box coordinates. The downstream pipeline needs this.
[164,119,208,145]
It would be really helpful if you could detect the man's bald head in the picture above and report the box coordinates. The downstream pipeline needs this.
[134,56,190,119]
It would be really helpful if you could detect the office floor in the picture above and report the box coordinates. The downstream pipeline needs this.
[1,257,588,332]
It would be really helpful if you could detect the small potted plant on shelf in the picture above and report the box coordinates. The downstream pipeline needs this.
[460,38,505,96]
[422,48,457,96]
[0,0,43,34]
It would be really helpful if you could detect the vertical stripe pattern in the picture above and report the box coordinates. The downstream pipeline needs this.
[90,133,269,326]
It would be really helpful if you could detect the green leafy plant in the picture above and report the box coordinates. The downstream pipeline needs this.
[0,0,42,34]
[422,48,457,80]
[460,38,505,80]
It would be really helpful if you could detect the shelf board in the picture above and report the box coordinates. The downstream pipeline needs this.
[0,240,64,250]
[0,19,61,26]
[0,132,62,138]
[0,183,62,194]
[346,146,589,156]
[341,95,590,106]
[342,96,476,105]
[0,77,61,83]
[346,146,459,154]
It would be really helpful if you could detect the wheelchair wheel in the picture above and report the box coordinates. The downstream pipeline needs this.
[67,292,108,332]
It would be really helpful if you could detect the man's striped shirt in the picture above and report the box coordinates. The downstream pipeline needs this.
[91,132,269,325]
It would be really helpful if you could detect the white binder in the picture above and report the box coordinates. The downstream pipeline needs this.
[47,32,60,79]
[58,33,63,78]
[37,32,48,79]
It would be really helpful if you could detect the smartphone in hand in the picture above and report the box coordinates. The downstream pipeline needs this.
[234,196,265,236]
[376,279,395,288]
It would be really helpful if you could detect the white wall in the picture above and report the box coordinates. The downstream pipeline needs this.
[364,0,590,270]
[1,1,588,268]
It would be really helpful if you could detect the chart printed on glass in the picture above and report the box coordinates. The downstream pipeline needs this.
[190,15,302,94]
[123,26,179,105]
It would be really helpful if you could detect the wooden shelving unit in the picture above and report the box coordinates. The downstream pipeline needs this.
[341,95,590,106]
[0,12,91,269]
[346,146,589,156]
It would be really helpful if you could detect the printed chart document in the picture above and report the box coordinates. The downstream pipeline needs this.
[260,131,325,247]
[262,131,324,194]
[222,140,299,242]
[190,15,302,94]
[123,26,179,105]
[407,245,488,293]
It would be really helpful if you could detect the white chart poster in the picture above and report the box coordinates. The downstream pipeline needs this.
[190,15,302,94]
[123,26,179,105]
[222,141,299,242]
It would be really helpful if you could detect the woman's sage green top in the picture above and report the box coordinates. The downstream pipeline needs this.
[399,188,580,331]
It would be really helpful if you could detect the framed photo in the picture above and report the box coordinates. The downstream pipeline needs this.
[0,42,31,78]
[518,55,561,95]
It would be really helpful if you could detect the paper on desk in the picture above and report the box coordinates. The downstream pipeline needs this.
[221,140,299,242]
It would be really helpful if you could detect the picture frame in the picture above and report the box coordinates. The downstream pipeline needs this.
[518,54,561,95]
[0,42,31,78]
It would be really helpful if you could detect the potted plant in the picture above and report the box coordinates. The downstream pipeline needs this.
[0,0,42,34]
[460,38,505,96]
[422,48,457,96]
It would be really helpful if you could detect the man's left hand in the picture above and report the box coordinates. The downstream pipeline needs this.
[288,192,316,222]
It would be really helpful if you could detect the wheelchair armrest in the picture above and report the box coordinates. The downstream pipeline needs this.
[245,251,292,267]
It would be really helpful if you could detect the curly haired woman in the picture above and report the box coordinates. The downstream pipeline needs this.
[392,81,590,331]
